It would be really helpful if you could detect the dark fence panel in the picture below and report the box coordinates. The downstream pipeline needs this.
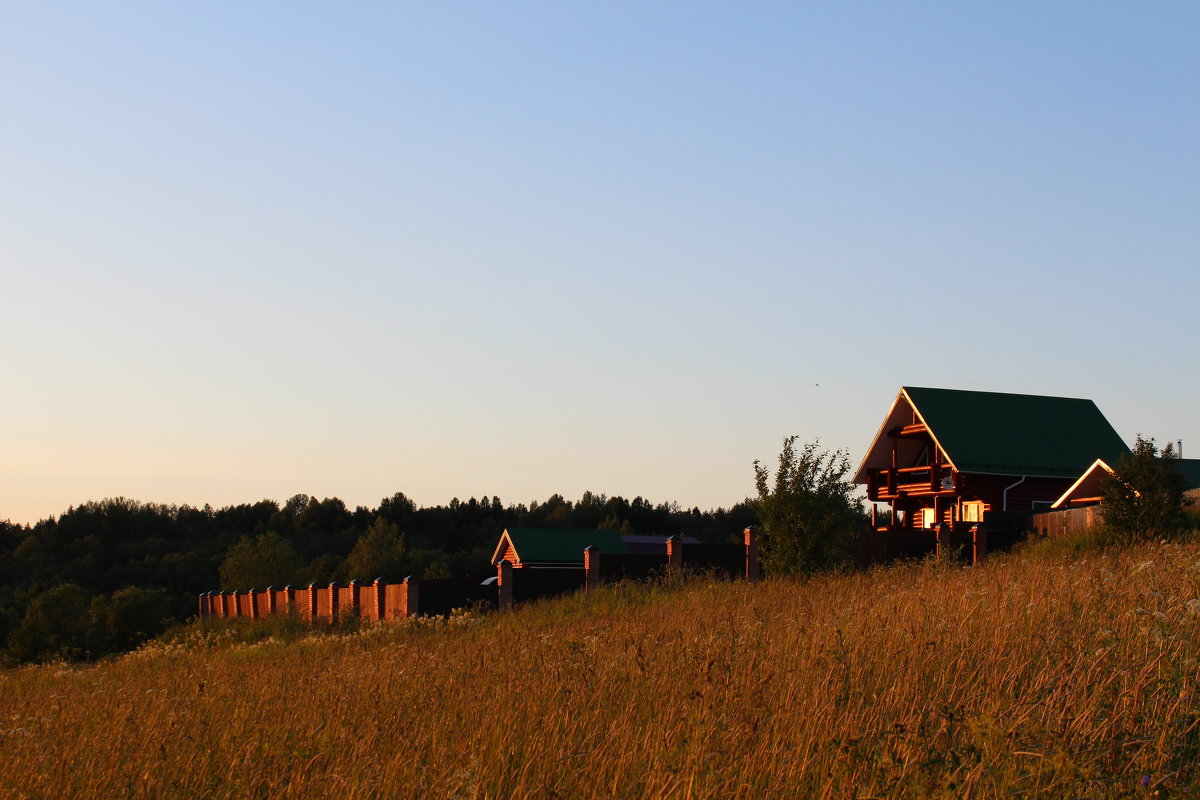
[683,543,744,577]
[419,575,497,616]
[599,553,668,582]
[983,511,1033,550]
[513,568,585,603]
[850,529,936,566]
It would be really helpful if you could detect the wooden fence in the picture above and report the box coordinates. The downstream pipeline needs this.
[1029,505,1103,538]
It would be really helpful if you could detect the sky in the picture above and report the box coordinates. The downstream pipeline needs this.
[2,3,1198,525]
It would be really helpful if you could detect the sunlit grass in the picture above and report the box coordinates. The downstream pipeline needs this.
[4,542,1200,798]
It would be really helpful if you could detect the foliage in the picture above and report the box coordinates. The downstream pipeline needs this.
[6,583,93,663]
[1102,435,1188,541]
[87,587,173,654]
[218,532,307,591]
[753,436,861,576]
[340,517,408,581]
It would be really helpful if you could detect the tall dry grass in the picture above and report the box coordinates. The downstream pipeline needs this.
[3,542,1200,798]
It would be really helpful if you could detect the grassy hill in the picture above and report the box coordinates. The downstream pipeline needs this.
[2,541,1199,798]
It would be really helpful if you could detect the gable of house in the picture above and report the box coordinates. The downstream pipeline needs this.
[856,386,1130,482]
[490,528,629,567]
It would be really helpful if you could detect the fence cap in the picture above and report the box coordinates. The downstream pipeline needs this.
[373,576,384,584]
[403,574,415,583]
[266,585,275,591]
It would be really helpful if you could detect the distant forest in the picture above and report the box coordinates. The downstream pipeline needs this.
[0,491,755,664]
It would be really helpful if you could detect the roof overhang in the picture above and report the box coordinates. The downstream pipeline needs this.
[1050,459,1115,509]
[853,387,959,483]
[490,530,516,566]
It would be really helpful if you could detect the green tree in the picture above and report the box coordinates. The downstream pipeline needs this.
[7,583,93,663]
[341,517,408,581]
[88,587,172,655]
[1101,436,1187,541]
[218,532,307,590]
[753,436,861,576]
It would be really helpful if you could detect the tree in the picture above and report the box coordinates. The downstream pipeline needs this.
[753,437,862,576]
[88,587,172,654]
[7,583,93,663]
[218,532,307,590]
[341,517,408,581]
[1101,436,1188,541]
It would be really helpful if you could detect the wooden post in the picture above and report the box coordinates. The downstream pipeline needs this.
[972,524,988,566]
[666,534,682,574]
[934,523,945,560]
[584,546,599,593]
[498,561,513,611]
[744,526,761,583]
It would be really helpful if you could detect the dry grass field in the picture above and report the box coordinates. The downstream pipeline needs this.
[3,540,1200,799]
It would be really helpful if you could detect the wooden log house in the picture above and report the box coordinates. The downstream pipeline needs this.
[855,387,1130,530]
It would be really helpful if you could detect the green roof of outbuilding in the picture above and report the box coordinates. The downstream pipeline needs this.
[1173,459,1200,490]
[496,528,629,565]
[903,386,1130,478]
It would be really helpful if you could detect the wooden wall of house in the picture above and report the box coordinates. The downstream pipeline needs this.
[956,474,1074,512]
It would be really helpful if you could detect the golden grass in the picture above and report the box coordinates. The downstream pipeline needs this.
[4,542,1200,799]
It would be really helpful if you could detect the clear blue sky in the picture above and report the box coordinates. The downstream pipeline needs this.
[3,3,1197,525]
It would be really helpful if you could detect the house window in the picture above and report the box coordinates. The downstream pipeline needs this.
[962,501,985,522]
[920,508,937,528]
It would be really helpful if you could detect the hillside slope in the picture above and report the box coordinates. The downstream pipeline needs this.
[3,543,1199,798]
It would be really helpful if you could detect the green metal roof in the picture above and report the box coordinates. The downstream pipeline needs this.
[498,528,629,565]
[903,386,1130,478]
[1174,459,1200,490]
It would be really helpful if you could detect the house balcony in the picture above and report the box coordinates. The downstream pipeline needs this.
[865,464,959,501]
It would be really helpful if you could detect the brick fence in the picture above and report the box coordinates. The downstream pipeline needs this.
[200,528,764,622]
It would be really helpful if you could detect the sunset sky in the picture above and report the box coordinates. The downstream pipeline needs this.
[3,3,1197,525]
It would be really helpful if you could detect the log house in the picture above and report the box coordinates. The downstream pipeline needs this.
[855,387,1129,530]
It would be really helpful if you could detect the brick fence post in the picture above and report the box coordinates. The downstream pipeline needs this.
[971,524,988,566]
[248,588,259,620]
[285,585,296,615]
[307,582,318,621]
[219,591,230,617]
[266,586,277,616]
[232,590,244,618]
[666,534,682,575]
[348,579,360,621]
[401,576,420,618]
[328,581,340,624]
[583,546,599,593]
[498,560,513,611]
[744,526,761,583]
[372,578,384,622]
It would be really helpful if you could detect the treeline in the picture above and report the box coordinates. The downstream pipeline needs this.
[0,491,755,664]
